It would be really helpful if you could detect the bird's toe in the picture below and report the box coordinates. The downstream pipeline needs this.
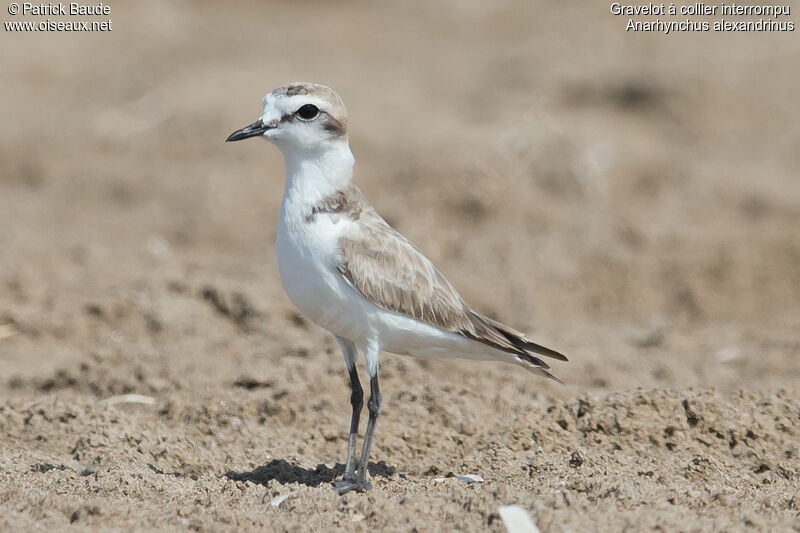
[331,478,371,494]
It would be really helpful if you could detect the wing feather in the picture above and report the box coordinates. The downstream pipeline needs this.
[334,189,567,378]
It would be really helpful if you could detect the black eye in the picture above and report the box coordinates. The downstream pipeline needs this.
[296,104,319,120]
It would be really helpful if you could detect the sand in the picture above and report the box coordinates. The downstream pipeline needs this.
[1,1,799,531]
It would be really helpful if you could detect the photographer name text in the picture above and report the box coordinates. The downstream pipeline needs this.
[13,2,109,16]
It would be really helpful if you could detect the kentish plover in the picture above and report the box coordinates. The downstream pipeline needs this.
[227,82,567,493]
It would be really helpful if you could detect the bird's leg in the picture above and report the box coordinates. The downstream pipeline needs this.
[342,365,363,479]
[331,337,364,494]
[332,341,380,494]
[354,374,381,489]
[332,374,380,494]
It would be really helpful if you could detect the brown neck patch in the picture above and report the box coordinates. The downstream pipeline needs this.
[305,184,364,223]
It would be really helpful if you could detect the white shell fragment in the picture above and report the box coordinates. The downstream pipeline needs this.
[498,505,541,533]
[715,346,741,362]
[433,474,484,484]
[98,394,157,407]
[270,491,296,508]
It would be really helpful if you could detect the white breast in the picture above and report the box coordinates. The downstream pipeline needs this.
[276,198,372,342]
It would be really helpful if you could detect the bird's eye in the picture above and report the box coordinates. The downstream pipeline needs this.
[296,104,319,120]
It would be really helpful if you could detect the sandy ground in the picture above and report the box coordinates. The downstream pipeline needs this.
[2,1,799,531]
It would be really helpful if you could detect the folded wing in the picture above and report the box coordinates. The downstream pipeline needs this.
[335,199,567,381]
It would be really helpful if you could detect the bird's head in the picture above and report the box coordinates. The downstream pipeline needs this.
[227,82,348,154]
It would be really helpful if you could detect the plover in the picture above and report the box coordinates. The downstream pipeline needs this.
[227,82,567,493]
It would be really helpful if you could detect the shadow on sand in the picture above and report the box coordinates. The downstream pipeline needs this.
[224,459,396,488]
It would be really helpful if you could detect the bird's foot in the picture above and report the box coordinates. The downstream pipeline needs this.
[331,477,371,494]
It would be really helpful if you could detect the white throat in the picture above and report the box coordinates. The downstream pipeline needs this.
[280,140,355,205]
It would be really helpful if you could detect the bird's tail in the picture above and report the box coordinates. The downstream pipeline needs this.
[461,309,568,383]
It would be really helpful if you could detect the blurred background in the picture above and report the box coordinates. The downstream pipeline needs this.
[2,0,797,393]
[2,2,800,530]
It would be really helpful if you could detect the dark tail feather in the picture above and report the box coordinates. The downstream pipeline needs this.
[478,314,569,362]
[461,308,568,383]
[523,363,565,384]
[516,338,568,362]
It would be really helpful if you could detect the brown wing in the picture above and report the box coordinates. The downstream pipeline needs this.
[335,203,567,378]
[337,209,469,331]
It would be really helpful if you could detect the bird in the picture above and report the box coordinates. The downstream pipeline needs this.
[226,82,567,494]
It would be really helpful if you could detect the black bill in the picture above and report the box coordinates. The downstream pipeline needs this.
[226,119,270,142]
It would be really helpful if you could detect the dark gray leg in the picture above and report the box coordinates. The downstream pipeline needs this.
[331,337,365,494]
[355,374,381,487]
[332,374,380,494]
[339,367,363,480]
